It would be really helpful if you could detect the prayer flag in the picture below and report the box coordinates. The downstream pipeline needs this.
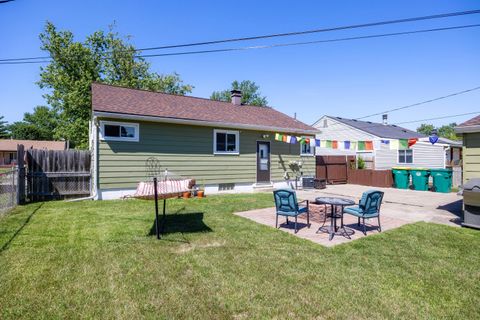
[408,138,418,148]
[326,140,332,148]
[373,140,381,150]
[305,138,310,145]
[332,140,338,149]
[320,140,327,148]
[344,141,351,150]
[365,141,373,151]
[275,133,282,141]
[358,141,366,151]
[282,135,288,142]
[350,141,357,150]
[286,135,292,143]
[290,136,297,144]
[315,139,321,147]
[399,139,408,150]
[310,138,316,147]
[389,139,399,150]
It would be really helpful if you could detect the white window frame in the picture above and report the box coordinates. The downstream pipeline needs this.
[99,121,139,142]
[213,129,240,155]
[300,142,314,156]
[397,149,414,164]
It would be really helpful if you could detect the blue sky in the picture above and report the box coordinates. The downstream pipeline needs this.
[0,0,479,130]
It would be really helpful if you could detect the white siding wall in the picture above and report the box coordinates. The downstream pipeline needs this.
[375,142,445,169]
[313,116,376,156]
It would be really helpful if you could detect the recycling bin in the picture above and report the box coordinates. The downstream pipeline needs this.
[462,178,480,229]
[392,167,410,189]
[430,168,453,193]
[410,168,430,191]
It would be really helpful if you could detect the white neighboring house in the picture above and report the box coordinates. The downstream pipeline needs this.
[312,115,458,169]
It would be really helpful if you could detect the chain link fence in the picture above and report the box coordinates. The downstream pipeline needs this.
[0,168,18,214]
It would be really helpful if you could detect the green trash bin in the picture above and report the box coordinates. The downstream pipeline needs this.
[430,168,453,193]
[410,168,430,191]
[392,167,410,189]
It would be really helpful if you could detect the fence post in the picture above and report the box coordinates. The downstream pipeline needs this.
[17,144,26,204]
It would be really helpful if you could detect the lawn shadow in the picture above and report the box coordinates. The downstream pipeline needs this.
[148,211,212,238]
[0,202,44,254]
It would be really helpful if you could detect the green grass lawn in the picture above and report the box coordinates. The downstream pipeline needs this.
[0,194,479,319]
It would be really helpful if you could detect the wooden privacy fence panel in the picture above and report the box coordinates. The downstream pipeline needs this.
[316,156,355,184]
[347,169,393,188]
[26,148,91,201]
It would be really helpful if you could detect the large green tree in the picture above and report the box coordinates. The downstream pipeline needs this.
[210,80,268,106]
[9,106,58,140]
[38,22,193,149]
[0,116,8,138]
[416,122,459,140]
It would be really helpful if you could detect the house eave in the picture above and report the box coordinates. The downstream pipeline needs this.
[455,125,480,134]
[93,111,319,135]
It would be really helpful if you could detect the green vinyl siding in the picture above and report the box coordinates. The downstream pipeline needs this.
[463,132,480,183]
[97,119,315,189]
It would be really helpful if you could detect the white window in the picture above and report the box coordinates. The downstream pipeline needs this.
[398,149,413,164]
[214,129,239,155]
[300,143,314,156]
[100,121,139,142]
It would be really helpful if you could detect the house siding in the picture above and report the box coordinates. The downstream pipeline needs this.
[463,132,480,183]
[97,119,315,189]
[375,142,445,169]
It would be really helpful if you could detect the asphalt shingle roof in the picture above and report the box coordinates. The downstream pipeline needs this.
[0,139,66,152]
[331,116,426,139]
[92,83,317,134]
[458,115,480,127]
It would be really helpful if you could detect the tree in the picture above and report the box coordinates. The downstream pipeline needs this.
[416,123,435,136]
[416,122,459,140]
[37,22,193,149]
[210,80,268,106]
[9,106,58,140]
[0,116,8,138]
[438,123,458,140]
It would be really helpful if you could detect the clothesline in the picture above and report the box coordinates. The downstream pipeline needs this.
[274,133,424,151]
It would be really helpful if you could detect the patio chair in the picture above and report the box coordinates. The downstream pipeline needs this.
[273,189,310,233]
[344,190,384,235]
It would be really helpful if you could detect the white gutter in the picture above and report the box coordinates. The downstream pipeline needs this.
[93,111,319,135]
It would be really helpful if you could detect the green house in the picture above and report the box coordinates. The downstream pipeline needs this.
[90,83,319,199]
[455,115,480,184]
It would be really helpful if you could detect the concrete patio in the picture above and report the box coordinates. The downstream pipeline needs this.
[234,184,463,247]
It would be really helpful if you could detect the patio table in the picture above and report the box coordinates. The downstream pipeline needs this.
[314,197,355,240]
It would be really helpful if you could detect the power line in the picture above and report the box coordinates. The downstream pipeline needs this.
[394,111,480,125]
[1,8,480,63]
[1,23,479,65]
[356,85,480,120]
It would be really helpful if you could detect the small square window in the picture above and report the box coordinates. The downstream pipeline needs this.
[398,149,413,164]
[301,142,314,156]
[214,130,239,154]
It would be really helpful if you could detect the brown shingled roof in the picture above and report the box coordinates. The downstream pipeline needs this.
[0,139,66,152]
[91,83,317,134]
[458,115,480,127]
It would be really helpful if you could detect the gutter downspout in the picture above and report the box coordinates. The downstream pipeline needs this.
[68,116,99,202]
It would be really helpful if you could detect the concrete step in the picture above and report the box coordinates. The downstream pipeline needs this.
[253,183,274,192]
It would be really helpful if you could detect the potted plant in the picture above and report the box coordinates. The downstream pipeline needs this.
[182,191,191,199]
[197,182,205,198]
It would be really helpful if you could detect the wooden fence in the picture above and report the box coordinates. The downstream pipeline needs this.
[18,146,91,202]
[316,155,355,184]
[347,169,393,188]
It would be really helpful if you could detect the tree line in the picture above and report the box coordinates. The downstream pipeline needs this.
[0,22,268,148]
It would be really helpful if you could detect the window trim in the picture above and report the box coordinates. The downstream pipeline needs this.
[300,142,315,157]
[99,121,139,142]
[397,149,414,164]
[213,129,240,155]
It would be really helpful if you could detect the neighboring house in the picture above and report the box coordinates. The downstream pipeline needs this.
[0,139,67,166]
[90,83,318,199]
[455,115,480,183]
[312,115,453,170]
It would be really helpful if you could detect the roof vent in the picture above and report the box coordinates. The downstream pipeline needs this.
[382,114,388,125]
[230,90,242,106]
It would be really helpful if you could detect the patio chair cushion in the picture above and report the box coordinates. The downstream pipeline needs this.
[344,206,379,218]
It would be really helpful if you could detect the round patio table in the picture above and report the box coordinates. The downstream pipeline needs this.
[314,197,355,241]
